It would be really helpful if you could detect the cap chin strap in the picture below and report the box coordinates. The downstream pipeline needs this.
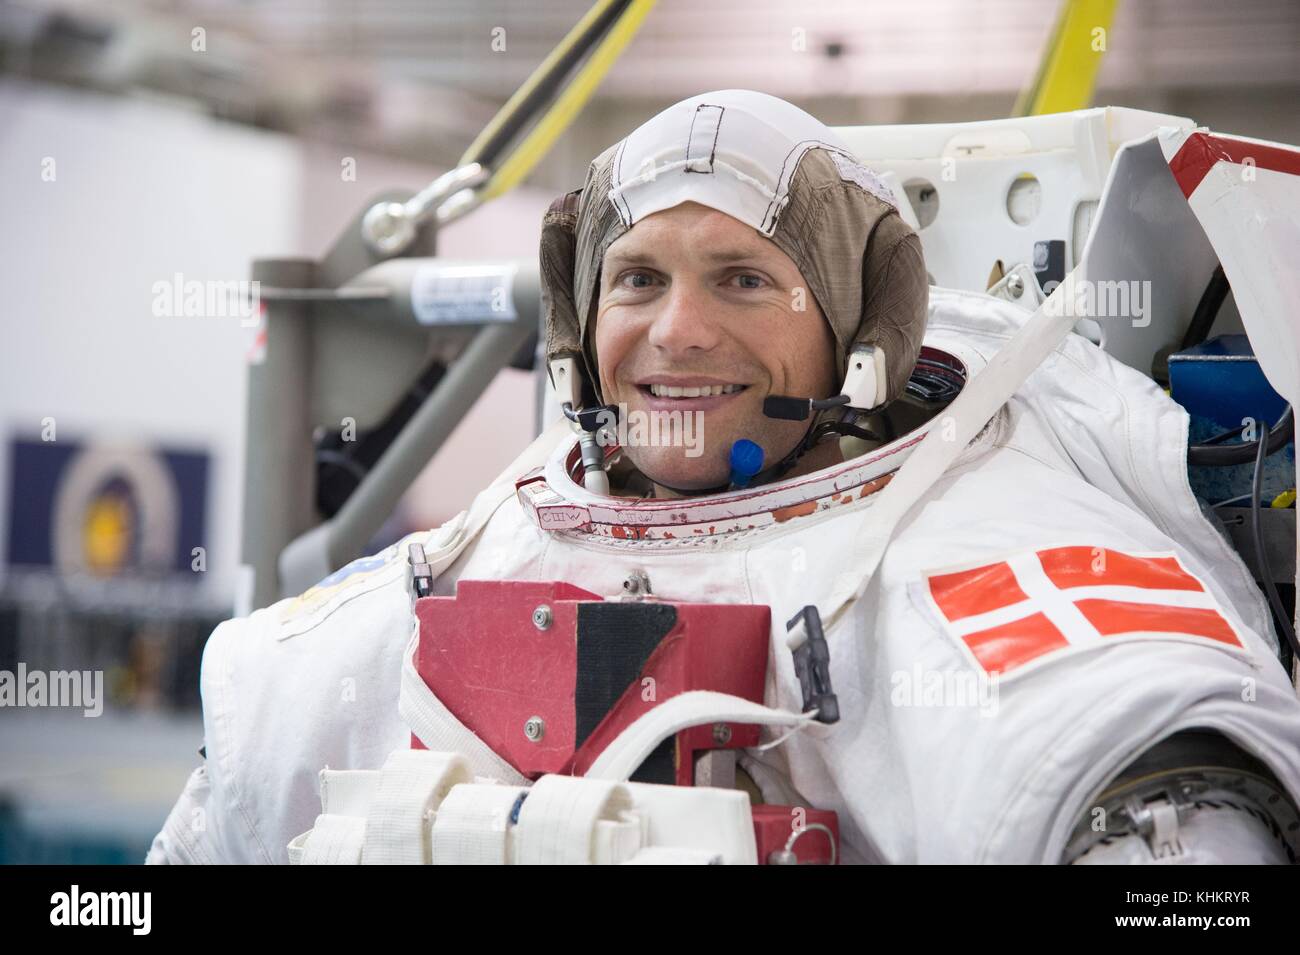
[547,343,888,498]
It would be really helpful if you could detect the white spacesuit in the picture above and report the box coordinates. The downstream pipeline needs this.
[149,90,1300,865]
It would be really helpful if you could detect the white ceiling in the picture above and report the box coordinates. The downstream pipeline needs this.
[5,0,1297,177]
[18,0,1300,99]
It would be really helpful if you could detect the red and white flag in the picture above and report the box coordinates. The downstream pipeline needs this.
[922,545,1249,678]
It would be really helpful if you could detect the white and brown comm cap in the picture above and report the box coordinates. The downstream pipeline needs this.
[539,88,928,408]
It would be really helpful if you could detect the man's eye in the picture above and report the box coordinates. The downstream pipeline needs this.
[732,273,765,290]
[621,271,655,289]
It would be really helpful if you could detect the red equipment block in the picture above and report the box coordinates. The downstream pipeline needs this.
[411,578,837,863]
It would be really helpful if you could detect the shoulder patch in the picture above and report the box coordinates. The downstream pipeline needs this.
[917,544,1254,680]
[275,535,414,638]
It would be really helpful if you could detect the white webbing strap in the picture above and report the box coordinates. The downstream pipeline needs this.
[319,767,381,815]
[287,831,307,865]
[395,420,571,778]
[361,749,471,865]
[822,273,1082,630]
[584,690,816,782]
[430,783,529,865]
[298,814,366,865]
[398,627,528,785]
[513,774,640,865]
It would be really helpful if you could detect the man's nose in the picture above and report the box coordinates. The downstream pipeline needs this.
[645,282,721,354]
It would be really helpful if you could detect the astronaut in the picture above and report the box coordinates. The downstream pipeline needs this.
[149,89,1300,864]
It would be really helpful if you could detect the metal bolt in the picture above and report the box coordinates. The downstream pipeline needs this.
[524,716,545,742]
[622,571,652,598]
[532,605,551,630]
[360,201,417,256]
[712,723,732,745]
[1006,273,1024,298]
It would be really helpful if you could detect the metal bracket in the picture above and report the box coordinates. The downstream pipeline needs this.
[785,606,840,724]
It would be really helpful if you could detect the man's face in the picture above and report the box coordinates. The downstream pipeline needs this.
[594,201,838,490]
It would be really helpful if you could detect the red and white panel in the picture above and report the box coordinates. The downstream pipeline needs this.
[1162,129,1300,409]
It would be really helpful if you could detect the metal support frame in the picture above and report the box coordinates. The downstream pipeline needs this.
[238,196,540,613]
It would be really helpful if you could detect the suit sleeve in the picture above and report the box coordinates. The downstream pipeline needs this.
[145,616,273,864]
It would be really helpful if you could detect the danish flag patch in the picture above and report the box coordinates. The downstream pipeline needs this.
[921,546,1249,678]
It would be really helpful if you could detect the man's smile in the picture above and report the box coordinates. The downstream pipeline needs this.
[632,376,751,411]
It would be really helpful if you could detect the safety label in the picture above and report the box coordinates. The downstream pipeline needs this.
[411,263,518,325]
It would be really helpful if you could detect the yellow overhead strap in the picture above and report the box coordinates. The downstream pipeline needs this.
[1013,0,1118,116]
[465,0,658,201]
